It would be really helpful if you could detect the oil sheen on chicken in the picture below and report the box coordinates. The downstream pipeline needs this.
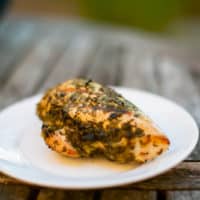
[37,79,170,163]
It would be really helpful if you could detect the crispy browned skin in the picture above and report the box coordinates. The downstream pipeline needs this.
[37,79,170,163]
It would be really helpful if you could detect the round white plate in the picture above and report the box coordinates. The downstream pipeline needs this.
[0,87,198,189]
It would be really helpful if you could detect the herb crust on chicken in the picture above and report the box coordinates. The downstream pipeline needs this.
[37,79,170,163]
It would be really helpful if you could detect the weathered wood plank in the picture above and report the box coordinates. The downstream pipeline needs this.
[101,190,156,200]
[190,67,200,95]
[167,191,200,200]
[84,41,122,85]
[1,162,200,190]
[37,189,66,200]
[0,19,42,85]
[154,56,200,160]
[155,56,200,125]
[37,189,94,200]
[121,49,159,92]
[40,32,97,91]
[37,189,67,200]
[0,185,31,200]
[0,26,70,110]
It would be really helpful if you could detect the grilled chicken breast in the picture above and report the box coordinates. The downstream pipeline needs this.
[37,79,170,163]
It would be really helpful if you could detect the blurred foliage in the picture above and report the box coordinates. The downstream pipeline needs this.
[77,0,200,32]
[11,0,200,32]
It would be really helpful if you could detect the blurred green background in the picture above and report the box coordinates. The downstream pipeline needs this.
[10,0,200,32]
[79,0,182,32]
[78,0,200,32]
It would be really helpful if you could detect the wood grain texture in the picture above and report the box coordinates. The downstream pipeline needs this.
[154,56,200,160]
[190,68,200,95]
[120,49,159,92]
[40,32,97,91]
[167,191,200,200]
[0,19,43,85]
[0,185,31,200]
[37,189,94,200]
[101,190,156,200]
[155,56,200,125]
[0,25,69,109]
[84,41,123,85]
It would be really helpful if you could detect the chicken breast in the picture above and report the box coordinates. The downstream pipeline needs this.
[37,79,170,163]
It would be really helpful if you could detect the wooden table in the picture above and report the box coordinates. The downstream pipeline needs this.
[0,16,200,200]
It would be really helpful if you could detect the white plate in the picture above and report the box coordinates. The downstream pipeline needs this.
[0,87,198,189]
